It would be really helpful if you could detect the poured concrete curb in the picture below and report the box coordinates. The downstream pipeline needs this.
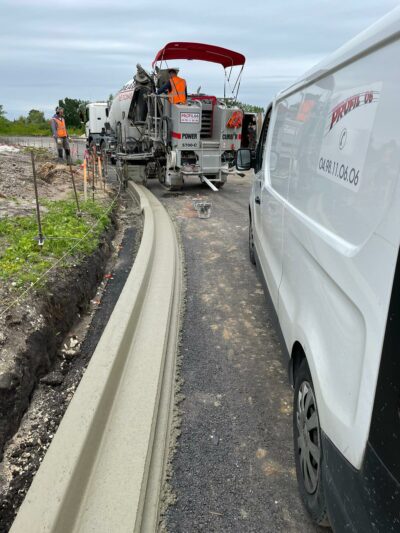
[11,183,183,533]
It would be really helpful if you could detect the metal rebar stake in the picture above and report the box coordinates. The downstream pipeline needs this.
[91,154,96,201]
[31,151,45,247]
[69,163,82,216]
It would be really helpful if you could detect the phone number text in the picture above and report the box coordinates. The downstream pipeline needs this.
[318,157,359,187]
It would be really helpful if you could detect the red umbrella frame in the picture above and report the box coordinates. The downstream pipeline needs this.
[152,42,245,69]
[152,42,246,100]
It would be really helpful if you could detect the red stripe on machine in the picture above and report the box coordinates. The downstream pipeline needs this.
[172,132,182,139]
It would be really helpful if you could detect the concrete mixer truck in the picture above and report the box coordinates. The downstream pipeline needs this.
[106,42,245,190]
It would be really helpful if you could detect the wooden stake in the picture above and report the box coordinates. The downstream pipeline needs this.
[83,159,88,201]
[69,163,82,216]
[31,151,45,247]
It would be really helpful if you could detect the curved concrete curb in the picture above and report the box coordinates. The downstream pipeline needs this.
[10,183,182,532]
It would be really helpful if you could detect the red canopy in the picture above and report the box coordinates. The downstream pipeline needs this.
[152,42,245,69]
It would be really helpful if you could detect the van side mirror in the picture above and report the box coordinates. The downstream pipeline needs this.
[236,148,253,171]
[106,108,109,117]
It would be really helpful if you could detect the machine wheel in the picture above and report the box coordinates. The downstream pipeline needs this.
[145,161,158,180]
[164,170,183,191]
[293,359,330,527]
[165,184,182,191]
[249,218,256,265]
[158,165,166,184]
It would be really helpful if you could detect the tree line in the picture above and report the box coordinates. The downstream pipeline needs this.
[0,96,264,137]
[0,99,88,136]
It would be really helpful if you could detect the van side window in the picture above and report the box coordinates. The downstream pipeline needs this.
[255,106,272,173]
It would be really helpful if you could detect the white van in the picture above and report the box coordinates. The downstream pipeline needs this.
[237,7,400,532]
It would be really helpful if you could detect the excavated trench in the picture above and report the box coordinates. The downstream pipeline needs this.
[0,192,142,532]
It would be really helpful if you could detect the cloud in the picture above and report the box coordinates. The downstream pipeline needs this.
[0,0,398,117]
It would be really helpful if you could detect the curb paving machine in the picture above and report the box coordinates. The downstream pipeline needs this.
[106,42,246,191]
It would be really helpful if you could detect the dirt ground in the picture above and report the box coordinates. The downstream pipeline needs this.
[0,149,142,531]
[0,148,88,218]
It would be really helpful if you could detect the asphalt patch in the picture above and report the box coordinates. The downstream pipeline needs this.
[149,177,326,533]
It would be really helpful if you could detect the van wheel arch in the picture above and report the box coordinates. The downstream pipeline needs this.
[290,341,306,387]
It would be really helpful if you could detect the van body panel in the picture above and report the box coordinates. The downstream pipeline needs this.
[257,179,287,309]
[252,107,288,309]
[322,249,400,531]
[252,6,400,478]
[279,221,397,468]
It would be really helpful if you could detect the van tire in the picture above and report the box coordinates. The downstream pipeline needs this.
[249,220,256,265]
[293,359,330,527]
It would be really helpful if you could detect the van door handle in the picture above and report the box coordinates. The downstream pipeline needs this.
[255,196,261,205]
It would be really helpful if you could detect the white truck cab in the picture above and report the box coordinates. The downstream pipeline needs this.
[238,7,400,531]
[85,102,109,149]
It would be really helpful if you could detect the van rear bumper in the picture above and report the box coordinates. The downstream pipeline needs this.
[322,432,400,532]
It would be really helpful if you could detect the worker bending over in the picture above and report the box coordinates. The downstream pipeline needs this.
[157,69,187,104]
[51,107,71,163]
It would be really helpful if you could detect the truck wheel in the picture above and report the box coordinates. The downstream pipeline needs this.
[293,359,330,527]
[249,219,256,265]
[158,165,166,184]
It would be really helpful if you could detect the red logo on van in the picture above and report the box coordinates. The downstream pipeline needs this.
[329,90,377,131]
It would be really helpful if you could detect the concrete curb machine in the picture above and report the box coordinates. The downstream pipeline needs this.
[107,42,246,190]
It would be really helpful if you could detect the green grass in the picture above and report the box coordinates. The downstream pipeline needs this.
[0,198,112,289]
[0,119,84,137]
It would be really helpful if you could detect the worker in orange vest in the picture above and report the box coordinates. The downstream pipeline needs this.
[157,69,187,104]
[51,107,71,163]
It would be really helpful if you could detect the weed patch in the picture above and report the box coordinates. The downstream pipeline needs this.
[0,199,112,289]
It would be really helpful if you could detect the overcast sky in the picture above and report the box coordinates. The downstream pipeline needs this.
[0,0,399,119]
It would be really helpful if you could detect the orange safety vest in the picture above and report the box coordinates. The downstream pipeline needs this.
[168,76,187,105]
[52,116,67,138]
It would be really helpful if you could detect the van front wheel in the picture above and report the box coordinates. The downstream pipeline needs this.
[293,359,330,527]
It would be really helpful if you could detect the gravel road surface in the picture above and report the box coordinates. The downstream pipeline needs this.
[148,176,326,533]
